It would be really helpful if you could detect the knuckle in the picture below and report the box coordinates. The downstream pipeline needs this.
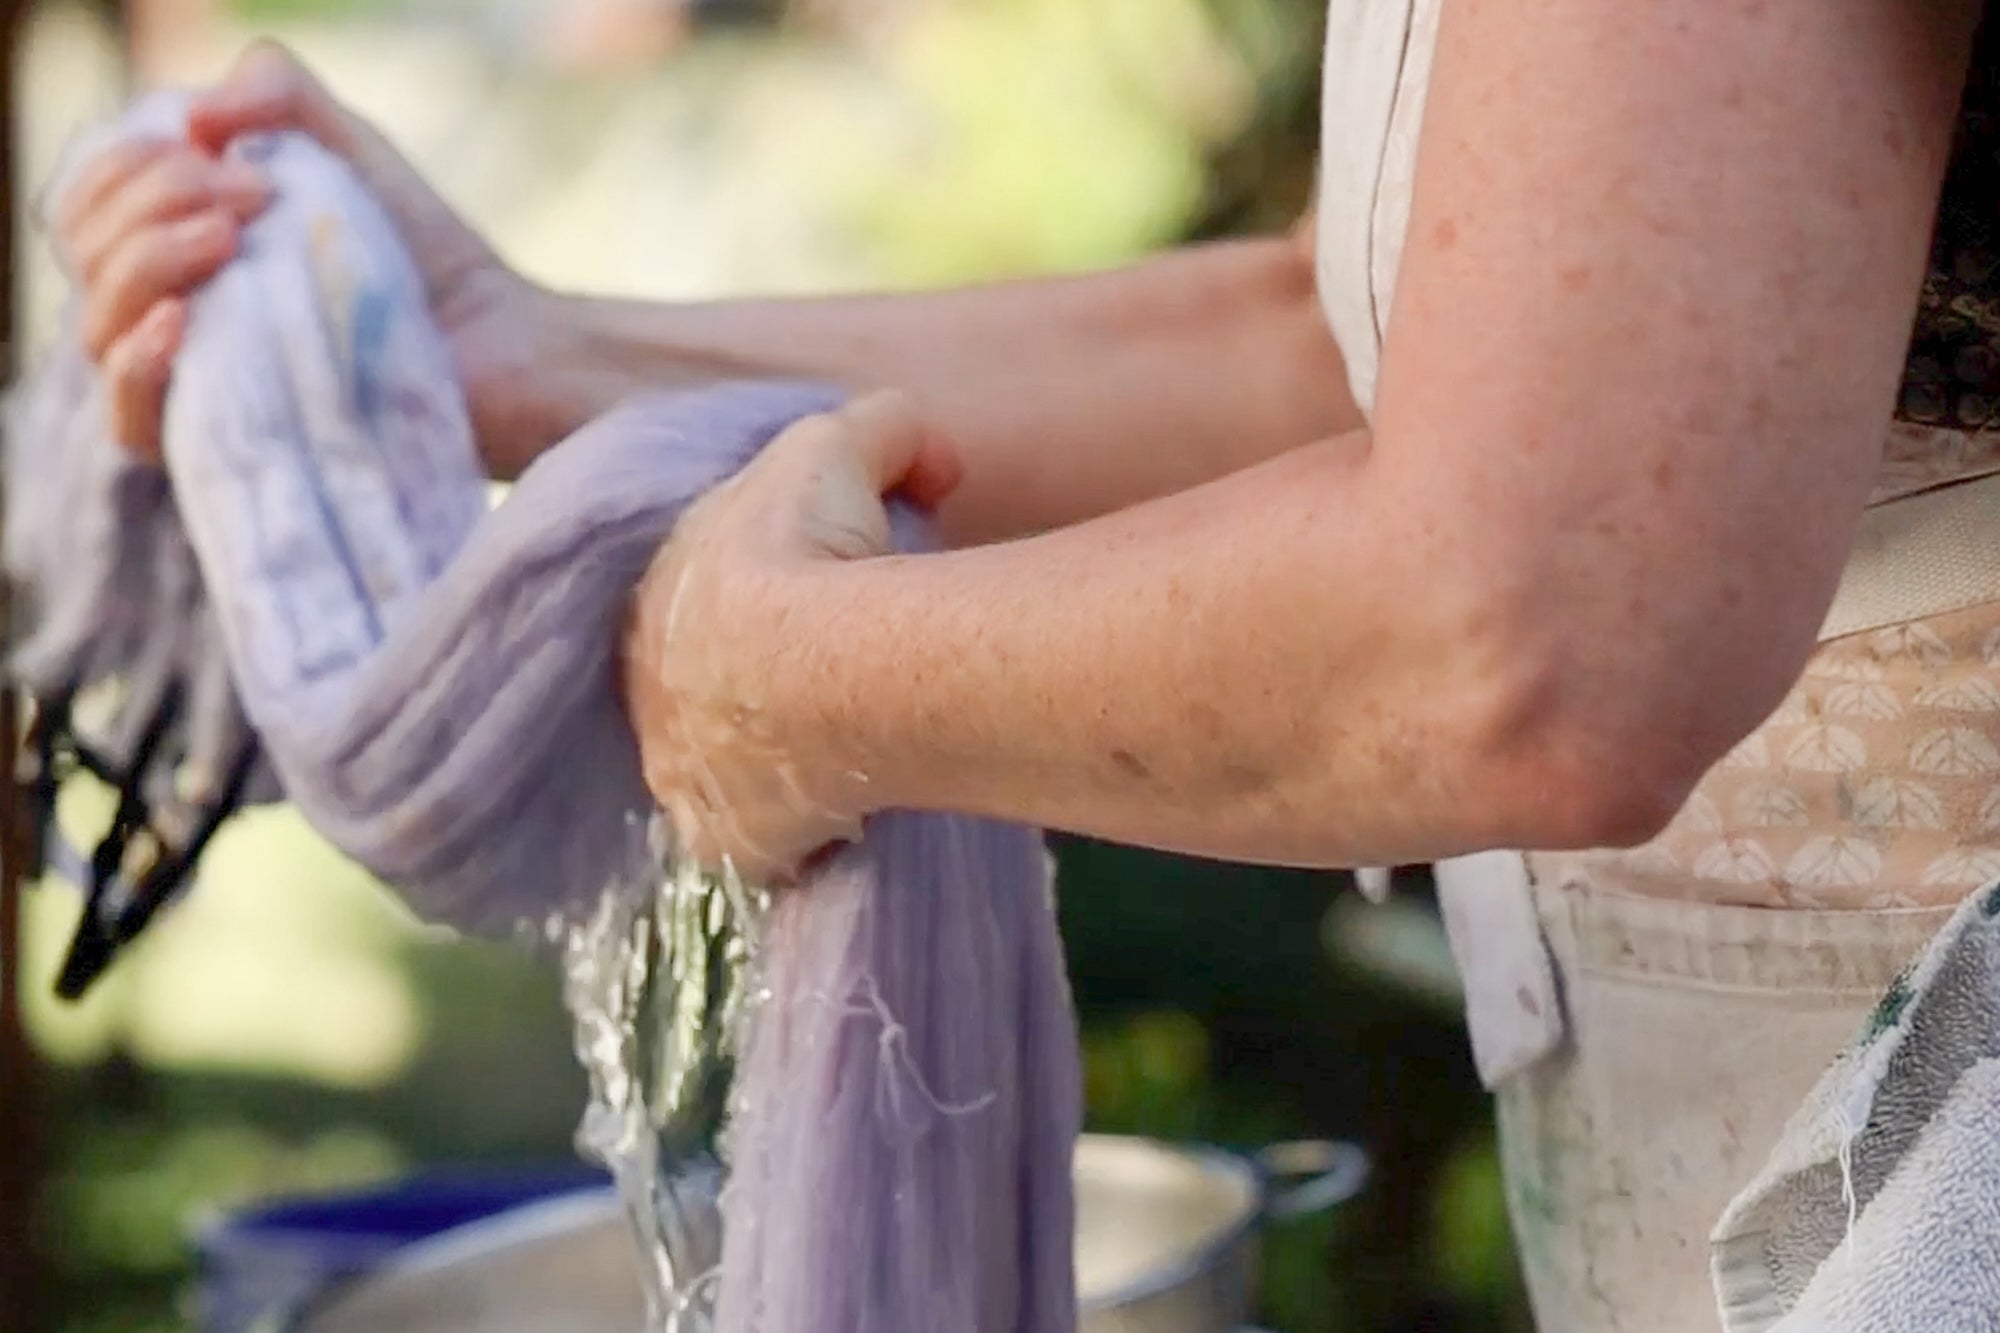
[106,137,170,182]
[103,231,165,293]
[81,301,119,363]
[51,192,85,241]
[107,318,168,382]
[847,387,917,427]
[864,387,917,418]
[101,336,138,386]
[65,230,105,283]
[90,138,160,183]
[147,152,210,208]
[53,146,129,233]
[754,421,841,481]
[780,414,842,448]
[86,243,178,353]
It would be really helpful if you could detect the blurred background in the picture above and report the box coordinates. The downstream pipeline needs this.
[0,2,1530,1329]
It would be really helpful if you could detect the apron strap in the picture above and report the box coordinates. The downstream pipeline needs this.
[1432,851,1565,1087]
[1819,471,2000,643]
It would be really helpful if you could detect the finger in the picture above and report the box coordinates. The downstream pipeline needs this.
[81,211,236,360]
[51,137,176,257]
[767,395,960,560]
[831,391,930,492]
[70,152,268,283]
[835,391,964,508]
[188,39,489,310]
[188,40,353,156]
[760,421,894,560]
[103,299,186,462]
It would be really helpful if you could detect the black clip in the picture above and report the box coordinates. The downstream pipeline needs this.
[21,681,261,1001]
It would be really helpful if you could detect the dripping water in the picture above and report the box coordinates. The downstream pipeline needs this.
[553,815,769,1333]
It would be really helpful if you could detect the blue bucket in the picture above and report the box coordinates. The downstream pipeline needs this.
[192,1167,610,1333]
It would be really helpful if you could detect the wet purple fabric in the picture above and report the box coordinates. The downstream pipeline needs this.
[9,95,1080,1332]
[721,821,1079,1333]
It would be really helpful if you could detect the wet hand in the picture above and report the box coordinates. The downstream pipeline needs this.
[620,392,962,882]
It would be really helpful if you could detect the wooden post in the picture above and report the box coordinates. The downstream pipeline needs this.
[0,3,46,1329]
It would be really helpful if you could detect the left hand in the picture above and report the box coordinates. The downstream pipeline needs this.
[54,42,552,471]
[620,391,963,882]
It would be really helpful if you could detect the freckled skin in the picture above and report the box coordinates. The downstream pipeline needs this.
[89,11,1977,874]
[32,0,1996,952]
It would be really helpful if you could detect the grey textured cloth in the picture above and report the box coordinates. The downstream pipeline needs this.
[1712,886,2000,1333]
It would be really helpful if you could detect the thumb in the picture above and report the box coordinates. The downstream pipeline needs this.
[187,42,354,158]
[836,391,964,511]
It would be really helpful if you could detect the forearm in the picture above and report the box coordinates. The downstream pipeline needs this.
[539,238,1356,545]
[773,432,1676,868]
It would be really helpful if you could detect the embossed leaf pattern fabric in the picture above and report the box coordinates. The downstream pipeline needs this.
[1539,608,2000,909]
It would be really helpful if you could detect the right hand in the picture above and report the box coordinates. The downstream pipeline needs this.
[54,41,561,476]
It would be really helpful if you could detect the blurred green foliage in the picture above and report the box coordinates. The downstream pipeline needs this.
[22,1,1529,1330]
[227,0,412,21]
[840,0,1245,282]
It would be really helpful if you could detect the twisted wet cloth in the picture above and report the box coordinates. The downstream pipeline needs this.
[7,93,1080,1333]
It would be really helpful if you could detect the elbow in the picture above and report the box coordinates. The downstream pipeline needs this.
[1452,638,1793,854]
[1502,738,1702,851]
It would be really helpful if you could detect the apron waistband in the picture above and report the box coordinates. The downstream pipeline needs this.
[1821,470,2000,642]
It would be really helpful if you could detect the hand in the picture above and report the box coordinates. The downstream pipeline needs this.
[52,41,560,476]
[620,392,962,882]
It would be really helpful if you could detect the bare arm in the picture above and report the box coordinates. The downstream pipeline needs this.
[60,44,1352,545]
[539,231,1356,546]
[677,0,1977,868]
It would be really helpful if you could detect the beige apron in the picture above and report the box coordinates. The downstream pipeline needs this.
[1317,3,2000,1329]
